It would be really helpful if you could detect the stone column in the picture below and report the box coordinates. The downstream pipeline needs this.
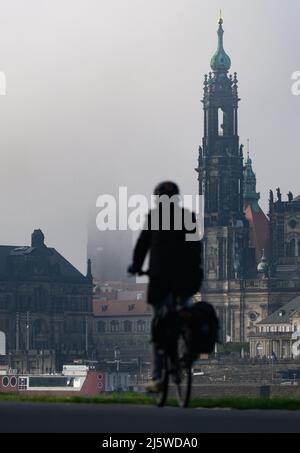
[222,308,227,344]
[263,341,267,357]
[268,341,272,358]
[230,308,235,342]
[279,340,283,359]
[225,306,229,342]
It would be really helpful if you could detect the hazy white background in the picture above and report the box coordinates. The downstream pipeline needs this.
[0,0,299,272]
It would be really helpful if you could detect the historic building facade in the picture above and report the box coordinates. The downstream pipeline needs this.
[269,191,300,279]
[266,192,300,313]
[0,229,93,372]
[196,18,300,344]
[250,295,300,359]
[92,284,152,369]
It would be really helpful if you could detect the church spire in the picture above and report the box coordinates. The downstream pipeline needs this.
[86,258,93,283]
[243,143,260,212]
[198,15,242,228]
[210,14,231,72]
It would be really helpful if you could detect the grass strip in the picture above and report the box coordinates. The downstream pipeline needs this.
[1,393,300,411]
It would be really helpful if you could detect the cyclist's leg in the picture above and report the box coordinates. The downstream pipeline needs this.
[171,289,195,367]
[151,304,162,380]
[150,294,173,381]
[152,345,163,381]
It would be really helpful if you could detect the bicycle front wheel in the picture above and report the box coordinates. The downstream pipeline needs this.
[174,334,192,408]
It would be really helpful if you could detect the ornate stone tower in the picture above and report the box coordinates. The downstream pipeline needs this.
[196,16,255,284]
[243,151,269,265]
[196,17,260,343]
[243,149,260,212]
[198,17,242,226]
[196,17,300,345]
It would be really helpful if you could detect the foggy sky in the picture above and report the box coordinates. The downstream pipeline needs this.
[0,0,299,272]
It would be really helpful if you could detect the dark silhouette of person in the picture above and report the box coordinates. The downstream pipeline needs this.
[128,181,203,390]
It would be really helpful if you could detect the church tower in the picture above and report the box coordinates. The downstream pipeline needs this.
[196,17,258,342]
[243,149,260,212]
[197,16,255,284]
[196,16,300,346]
[198,16,243,227]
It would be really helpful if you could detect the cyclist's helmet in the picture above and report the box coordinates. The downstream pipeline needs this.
[153,181,180,198]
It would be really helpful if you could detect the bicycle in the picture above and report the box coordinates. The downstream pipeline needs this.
[138,271,195,408]
[152,297,194,408]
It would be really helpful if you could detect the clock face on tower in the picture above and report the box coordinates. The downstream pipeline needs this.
[249,312,258,322]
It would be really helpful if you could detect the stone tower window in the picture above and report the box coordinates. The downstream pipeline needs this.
[286,238,298,257]
[218,108,224,136]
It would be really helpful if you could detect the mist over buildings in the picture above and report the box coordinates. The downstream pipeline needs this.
[0,0,299,274]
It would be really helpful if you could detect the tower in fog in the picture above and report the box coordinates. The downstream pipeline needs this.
[197,16,256,284]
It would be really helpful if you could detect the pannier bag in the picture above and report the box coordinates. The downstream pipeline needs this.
[189,301,219,354]
[151,300,219,355]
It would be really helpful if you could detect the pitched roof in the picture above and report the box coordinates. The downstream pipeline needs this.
[245,205,269,264]
[93,299,151,317]
[0,246,15,274]
[259,295,300,325]
[50,249,87,280]
[0,244,88,283]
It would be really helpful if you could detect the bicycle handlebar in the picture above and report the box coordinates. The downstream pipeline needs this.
[128,269,149,277]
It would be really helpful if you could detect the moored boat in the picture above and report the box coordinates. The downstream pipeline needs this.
[0,365,105,396]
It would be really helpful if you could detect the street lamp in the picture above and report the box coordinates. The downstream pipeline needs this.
[26,311,30,373]
[270,355,275,382]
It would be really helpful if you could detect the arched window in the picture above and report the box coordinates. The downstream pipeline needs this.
[217,107,229,137]
[218,108,224,136]
[287,239,296,257]
[290,239,296,257]
[110,321,119,333]
[124,321,132,333]
[137,320,146,333]
[210,178,218,212]
[256,343,263,358]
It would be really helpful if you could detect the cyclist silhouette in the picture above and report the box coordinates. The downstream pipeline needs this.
[128,181,203,391]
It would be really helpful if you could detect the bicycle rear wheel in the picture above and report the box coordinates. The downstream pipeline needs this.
[154,355,169,408]
[174,334,192,408]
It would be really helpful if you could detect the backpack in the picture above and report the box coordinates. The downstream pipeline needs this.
[188,301,219,354]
